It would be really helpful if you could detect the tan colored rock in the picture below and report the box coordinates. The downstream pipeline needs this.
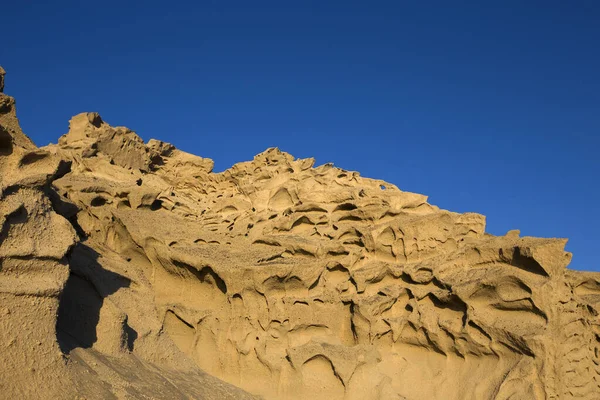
[0,68,77,400]
[1,66,600,399]
[0,66,5,92]
[0,68,257,400]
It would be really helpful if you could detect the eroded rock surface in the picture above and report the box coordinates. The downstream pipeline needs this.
[0,68,256,400]
[1,66,600,399]
[0,66,5,92]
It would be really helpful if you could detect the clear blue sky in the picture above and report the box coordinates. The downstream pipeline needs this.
[2,1,598,271]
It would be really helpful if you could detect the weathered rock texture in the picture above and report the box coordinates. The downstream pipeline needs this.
[0,68,256,400]
[1,66,599,399]
[0,66,5,93]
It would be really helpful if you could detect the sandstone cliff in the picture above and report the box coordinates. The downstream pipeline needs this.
[1,67,599,399]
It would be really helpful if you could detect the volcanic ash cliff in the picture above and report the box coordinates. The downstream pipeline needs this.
[1,67,599,400]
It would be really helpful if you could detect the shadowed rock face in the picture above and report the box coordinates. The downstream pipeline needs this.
[1,66,600,400]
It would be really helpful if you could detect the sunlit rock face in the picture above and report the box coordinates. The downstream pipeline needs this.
[0,68,255,400]
[1,65,599,399]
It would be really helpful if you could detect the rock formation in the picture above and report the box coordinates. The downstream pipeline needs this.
[0,66,5,93]
[0,68,256,400]
[1,66,599,399]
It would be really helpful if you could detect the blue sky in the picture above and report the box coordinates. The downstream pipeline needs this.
[2,1,598,270]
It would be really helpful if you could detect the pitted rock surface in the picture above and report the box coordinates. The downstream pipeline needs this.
[1,66,599,399]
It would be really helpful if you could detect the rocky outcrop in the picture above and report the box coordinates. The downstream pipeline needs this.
[0,66,5,92]
[1,66,599,399]
[0,66,76,400]
[0,67,256,400]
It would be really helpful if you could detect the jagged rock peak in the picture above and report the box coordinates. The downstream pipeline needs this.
[50,112,214,174]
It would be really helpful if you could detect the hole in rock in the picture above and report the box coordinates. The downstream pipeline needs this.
[90,196,107,207]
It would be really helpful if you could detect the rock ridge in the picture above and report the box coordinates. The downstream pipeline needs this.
[1,66,599,399]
